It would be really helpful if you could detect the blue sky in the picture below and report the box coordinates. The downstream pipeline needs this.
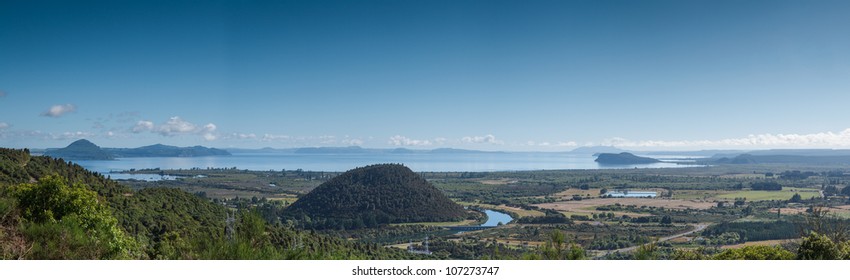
[2,0,850,151]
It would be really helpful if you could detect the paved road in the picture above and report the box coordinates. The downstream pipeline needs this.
[595,223,710,257]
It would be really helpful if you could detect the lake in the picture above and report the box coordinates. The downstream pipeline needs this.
[74,152,699,180]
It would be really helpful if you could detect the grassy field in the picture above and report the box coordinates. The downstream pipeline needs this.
[716,188,820,201]
[536,197,716,213]
[672,190,725,200]
[721,239,798,249]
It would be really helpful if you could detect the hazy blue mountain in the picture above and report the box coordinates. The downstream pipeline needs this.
[429,148,503,154]
[707,153,850,165]
[740,149,850,157]
[44,139,115,160]
[594,152,661,164]
[105,144,231,157]
[390,148,415,154]
[645,150,746,157]
[294,146,368,154]
[568,146,627,155]
[224,147,297,154]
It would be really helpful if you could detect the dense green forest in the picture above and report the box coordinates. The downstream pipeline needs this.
[0,148,415,259]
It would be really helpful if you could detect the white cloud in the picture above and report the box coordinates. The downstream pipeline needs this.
[50,131,96,140]
[261,134,291,142]
[41,104,77,118]
[461,134,502,144]
[342,138,364,146]
[0,122,9,130]
[132,121,155,133]
[227,133,257,140]
[131,116,218,141]
[557,141,578,147]
[201,123,217,141]
[318,135,337,144]
[157,117,198,135]
[389,135,433,146]
[600,128,850,149]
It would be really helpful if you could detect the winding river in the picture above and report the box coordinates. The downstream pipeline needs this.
[480,209,513,227]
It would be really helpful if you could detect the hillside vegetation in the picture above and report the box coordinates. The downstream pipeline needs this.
[287,164,469,229]
[0,148,413,259]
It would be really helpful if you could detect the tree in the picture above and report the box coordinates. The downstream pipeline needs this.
[841,186,850,197]
[12,175,137,259]
[789,193,803,203]
[797,232,846,260]
[634,240,658,260]
[540,230,585,260]
[713,245,794,260]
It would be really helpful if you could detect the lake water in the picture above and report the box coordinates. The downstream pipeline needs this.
[73,152,699,180]
[480,210,513,227]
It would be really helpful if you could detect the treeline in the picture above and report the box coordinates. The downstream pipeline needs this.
[702,221,800,242]
[517,209,572,224]
[750,182,782,191]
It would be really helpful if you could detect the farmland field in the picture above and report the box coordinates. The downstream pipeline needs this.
[716,188,821,201]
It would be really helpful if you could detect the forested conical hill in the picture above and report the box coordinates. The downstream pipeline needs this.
[287,164,467,225]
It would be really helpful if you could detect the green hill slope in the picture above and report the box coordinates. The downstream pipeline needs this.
[287,164,467,228]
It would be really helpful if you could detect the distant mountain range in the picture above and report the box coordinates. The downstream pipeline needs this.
[44,139,230,160]
[226,146,505,154]
[106,144,230,158]
[41,139,850,166]
[702,153,850,165]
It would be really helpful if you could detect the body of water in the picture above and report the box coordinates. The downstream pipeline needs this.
[480,210,513,227]
[74,152,700,179]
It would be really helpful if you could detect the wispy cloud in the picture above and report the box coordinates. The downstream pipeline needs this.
[226,133,257,140]
[0,122,9,130]
[389,135,434,146]
[41,104,77,118]
[52,131,96,140]
[132,121,155,133]
[342,138,364,146]
[131,116,218,141]
[318,135,336,144]
[261,134,291,142]
[600,128,850,149]
[461,134,503,144]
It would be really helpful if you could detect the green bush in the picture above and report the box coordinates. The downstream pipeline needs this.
[12,175,138,259]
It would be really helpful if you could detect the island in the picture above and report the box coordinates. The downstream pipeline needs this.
[594,152,661,164]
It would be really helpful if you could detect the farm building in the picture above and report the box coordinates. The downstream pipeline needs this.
[603,191,657,198]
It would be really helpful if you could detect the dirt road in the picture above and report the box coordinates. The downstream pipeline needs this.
[595,223,710,258]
